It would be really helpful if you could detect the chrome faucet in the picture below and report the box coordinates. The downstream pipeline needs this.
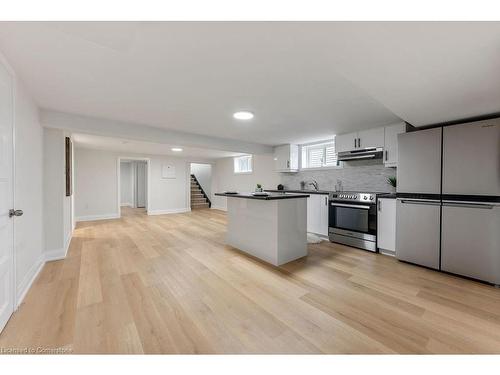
[307,179,319,191]
[335,179,343,192]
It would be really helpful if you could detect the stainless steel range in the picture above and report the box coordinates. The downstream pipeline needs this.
[328,191,378,252]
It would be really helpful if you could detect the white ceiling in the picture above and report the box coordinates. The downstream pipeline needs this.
[72,133,241,159]
[1,22,499,147]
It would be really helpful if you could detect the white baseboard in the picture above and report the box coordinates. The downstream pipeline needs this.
[16,254,45,308]
[76,213,120,222]
[16,231,73,308]
[121,203,133,207]
[210,205,227,211]
[147,208,190,216]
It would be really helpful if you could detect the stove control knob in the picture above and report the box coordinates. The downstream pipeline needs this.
[370,195,374,200]
[363,196,367,200]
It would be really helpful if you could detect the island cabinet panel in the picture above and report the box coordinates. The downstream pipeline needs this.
[224,195,308,266]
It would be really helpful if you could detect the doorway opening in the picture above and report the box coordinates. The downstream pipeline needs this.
[118,158,150,218]
[189,163,212,210]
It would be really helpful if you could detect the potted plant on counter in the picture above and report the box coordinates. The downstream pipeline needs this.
[387,176,396,192]
[255,183,263,192]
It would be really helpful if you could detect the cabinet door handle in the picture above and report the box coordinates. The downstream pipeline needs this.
[354,138,357,148]
[287,160,290,168]
[358,138,361,148]
[385,150,388,161]
[378,200,381,211]
[325,196,328,205]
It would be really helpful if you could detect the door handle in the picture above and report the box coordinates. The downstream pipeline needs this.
[399,199,440,206]
[330,203,371,210]
[442,202,495,209]
[9,209,24,217]
[286,160,290,169]
[354,138,357,148]
[385,150,388,161]
[378,200,381,211]
[358,138,361,148]
[325,196,328,205]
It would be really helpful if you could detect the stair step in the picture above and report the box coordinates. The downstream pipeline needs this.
[191,203,209,209]
[191,199,207,204]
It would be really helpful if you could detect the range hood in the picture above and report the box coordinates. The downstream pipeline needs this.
[337,147,383,161]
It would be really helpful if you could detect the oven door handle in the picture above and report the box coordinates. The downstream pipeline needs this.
[330,202,371,210]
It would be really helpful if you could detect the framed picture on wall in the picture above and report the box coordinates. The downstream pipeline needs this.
[65,137,72,196]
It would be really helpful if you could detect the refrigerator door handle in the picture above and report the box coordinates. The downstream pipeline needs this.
[398,198,441,206]
[442,201,496,209]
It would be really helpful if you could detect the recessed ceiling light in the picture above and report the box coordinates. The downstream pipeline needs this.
[233,111,254,120]
[171,147,183,152]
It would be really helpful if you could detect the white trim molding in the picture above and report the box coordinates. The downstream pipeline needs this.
[210,205,227,212]
[16,230,74,308]
[147,208,190,216]
[76,213,120,222]
[16,254,44,308]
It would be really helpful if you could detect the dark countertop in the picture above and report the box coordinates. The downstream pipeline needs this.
[378,193,397,199]
[215,192,310,200]
[265,189,334,195]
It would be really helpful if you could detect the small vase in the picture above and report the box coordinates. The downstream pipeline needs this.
[256,187,263,192]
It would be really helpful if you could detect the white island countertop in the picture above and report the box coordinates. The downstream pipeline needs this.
[215,192,309,266]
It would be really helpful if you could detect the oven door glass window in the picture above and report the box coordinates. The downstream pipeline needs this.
[334,206,369,233]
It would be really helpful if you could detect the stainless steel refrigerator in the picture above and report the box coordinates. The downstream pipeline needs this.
[396,119,500,285]
[396,127,442,270]
[440,119,500,285]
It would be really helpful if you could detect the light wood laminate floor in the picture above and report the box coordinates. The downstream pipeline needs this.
[1,207,500,354]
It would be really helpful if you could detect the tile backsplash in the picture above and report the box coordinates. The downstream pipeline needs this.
[280,159,396,192]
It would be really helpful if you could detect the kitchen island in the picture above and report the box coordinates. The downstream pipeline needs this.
[214,192,309,266]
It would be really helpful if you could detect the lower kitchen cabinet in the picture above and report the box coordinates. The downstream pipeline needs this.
[307,194,329,237]
[377,198,396,255]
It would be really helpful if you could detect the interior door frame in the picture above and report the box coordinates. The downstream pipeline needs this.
[117,157,151,217]
[186,160,214,210]
[0,53,17,317]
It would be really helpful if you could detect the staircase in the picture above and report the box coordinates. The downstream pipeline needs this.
[190,174,210,209]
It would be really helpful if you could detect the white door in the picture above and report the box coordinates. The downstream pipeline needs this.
[136,162,147,208]
[273,145,289,171]
[318,194,329,236]
[306,195,319,234]
[306,194,329,236]
[358,127,385,149]
[377,198,396,252]
[0,60,14,333]
[335,132,358,153]
[383,122,406,166]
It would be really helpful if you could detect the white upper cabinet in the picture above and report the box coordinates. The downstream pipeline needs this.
[273,144,299,172]
[336,122,412,167]
[335,127,384,152]
[357,127,385,149]
[383,122,408,167]
[335,133,358,153]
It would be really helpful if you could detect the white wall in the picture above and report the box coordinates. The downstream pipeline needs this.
[120,162,133,206]
[43,128,73,259]
[190,163,212,199]
[14,77,44,302]
[75,148,197,219]
[74,148,119,220]
[211,154,280,211]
